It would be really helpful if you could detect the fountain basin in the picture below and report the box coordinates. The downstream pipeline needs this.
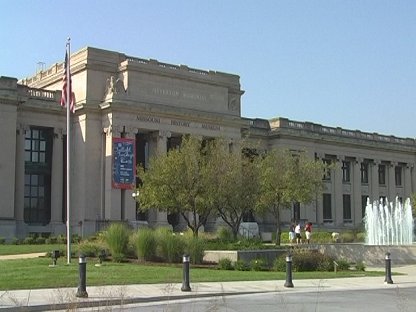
[318,243,416,266]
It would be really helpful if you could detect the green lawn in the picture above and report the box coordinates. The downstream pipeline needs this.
[0,244,69,255]
[0,257,385,290]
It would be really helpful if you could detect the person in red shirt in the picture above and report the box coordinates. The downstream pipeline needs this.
[304,221,312,244]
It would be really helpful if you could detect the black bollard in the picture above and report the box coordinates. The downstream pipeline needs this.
[181,254,191,292]
[284,253,294,288]
[76,254,88,298]
[384,252,393,284]
[95,249,106,267]
[50,250,60,267]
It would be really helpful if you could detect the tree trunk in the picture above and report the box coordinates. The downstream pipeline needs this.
[274,205,281,245]
[232,226,239,240]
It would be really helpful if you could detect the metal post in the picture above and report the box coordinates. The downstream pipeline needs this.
[284,253,294,288]
[50,250,60,267]
[76,254,88,298]
[95,250,106,267]
[384,252,393,284]
[181,254,191,292]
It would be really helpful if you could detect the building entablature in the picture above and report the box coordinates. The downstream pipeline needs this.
[19,47,244,119]
[266,117,416,152]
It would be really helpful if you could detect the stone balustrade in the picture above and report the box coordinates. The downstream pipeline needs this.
[268,117,415,146]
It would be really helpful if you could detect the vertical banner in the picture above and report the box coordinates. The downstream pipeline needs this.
[112,137,136,189]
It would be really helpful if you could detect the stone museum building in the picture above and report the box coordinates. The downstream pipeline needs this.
[0,46,415,240]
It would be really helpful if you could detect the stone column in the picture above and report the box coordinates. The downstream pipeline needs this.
[404,164,412,198]
[333,156,343,225]
[352,158,362,226]
[146,130,171,227]
[387,162,396,201]
[50,128,64,226]
[370,160,380,201]
[103,125,121,220]
[14,124,27,222]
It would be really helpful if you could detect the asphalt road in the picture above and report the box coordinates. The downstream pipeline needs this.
[106,286,416,312]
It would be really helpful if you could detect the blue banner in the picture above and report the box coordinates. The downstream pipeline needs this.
[112,137,135,189]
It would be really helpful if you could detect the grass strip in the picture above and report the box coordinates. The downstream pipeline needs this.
[0,257,384,291]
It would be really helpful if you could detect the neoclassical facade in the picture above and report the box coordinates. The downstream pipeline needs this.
[0,46,415,240]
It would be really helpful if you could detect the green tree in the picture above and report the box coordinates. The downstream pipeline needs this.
[411,193,416,217]
[136,135,213,237]
[205,140,260,239]
[256,149,326,245]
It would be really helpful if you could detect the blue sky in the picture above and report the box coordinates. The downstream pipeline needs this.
[1,0,415,138]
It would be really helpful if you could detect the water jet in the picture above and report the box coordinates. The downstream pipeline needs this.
[364,197,413,246]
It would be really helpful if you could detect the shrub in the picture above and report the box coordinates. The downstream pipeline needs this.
[23,236,35,244]
[0,237,5,244]
[280,249,335,272]
[35,236,46,244]
[316,254,335,271]
[71,234,81,244]
[335,258,350,271]
[310,231,333,243]
[340,232,355,243]
[56,234,67,244]
[45,236,58,244]
[355,232,366,243]
[217,257,233,270]
[273,256,286,272]
[131,228,156,261]
[216,226,234,243]
[78,241,105,257]
[104,223,131,262]
[10,237,21,245]
[355,261,366,271]
[250,258,268,271]
[233,237,265,250]
[234,259,251,271]
[183,233,206,264]
[155,227,185,263]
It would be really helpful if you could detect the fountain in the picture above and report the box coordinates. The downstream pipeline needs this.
[364,197,414,245]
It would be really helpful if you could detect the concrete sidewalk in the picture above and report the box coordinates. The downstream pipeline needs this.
[1,264,415,311]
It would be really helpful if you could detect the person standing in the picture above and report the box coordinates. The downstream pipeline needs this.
[294,222,302,244]
[288,223,295,244]
[304,221,312,244]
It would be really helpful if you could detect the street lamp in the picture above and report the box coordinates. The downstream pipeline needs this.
[132,190,140,220]
[132,190,139,199]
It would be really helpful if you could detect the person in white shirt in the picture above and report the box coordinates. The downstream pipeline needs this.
[294,222,302,244]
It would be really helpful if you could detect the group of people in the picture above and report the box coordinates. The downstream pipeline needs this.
[288,221,312,244]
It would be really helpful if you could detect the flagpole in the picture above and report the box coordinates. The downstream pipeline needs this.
[66,37,71,264]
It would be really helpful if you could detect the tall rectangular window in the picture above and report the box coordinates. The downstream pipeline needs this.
[342,161,351,183]
[361,196,368,219]
[343,194,352,223]
[395,166,402,186]
[361,162,369,184]
[323,193,332,222]
[322,159,331,181]
[378,164,386,185]
[24,127,53,225]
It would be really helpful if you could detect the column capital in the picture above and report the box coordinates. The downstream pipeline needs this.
[337,155,345,162]
[373,159,381,165]
[103,125,112,137]
[16,123,29,135]
[159,130,171,139]
[54,128,64,139]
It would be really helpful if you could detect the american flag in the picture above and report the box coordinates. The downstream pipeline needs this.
[61,51,74,113]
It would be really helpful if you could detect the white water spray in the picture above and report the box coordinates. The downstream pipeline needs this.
[364,197,414,245]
